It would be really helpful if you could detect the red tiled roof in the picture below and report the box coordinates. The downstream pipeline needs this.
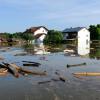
[24,26,48,33]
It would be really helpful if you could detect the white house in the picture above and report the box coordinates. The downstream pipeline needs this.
[24,26,48,43]
[62,27,90,55]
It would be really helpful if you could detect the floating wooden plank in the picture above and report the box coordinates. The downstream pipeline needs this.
[1,63,19,78]
[67,62,86,68]
[22,61,41,65]
[0,68,8,76]
[20,68,47,76]
[0,68,8,73]
[23,63,39,67]
[73,72,100,76]
[38,80,51,84]
[4,63,47,76]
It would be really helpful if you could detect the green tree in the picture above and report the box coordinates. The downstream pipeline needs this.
[22,33,34,43]
[89,25,99,40]
[44,30,63,43]
[96,24,100,39]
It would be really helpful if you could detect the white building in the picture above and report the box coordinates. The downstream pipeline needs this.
[62,27,90,55]
[25,26,48,43]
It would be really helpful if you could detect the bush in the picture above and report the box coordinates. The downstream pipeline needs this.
[44,30,63,43]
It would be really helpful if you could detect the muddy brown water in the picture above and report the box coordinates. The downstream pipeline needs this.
[0,44,100,100]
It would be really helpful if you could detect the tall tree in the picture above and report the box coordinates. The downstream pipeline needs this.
[89,25,99,40]
[44,30,63,43]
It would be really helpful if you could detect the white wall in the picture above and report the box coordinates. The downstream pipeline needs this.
[34,27,48,36]
[34,27,48,43]
[37,34,46,43]
[78,28,90,55]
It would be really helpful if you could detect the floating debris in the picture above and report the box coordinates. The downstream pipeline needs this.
[73,72,100,76]
[0,68,8,73]
[59,76,66,82]
[38,80,51,84]
[0,68,8,76]
[67,62,86,68]
[22,61,41,67]
[23,63,39,67]
[22,61,41,65]
[2,63,19,78]
[3,62,47,76]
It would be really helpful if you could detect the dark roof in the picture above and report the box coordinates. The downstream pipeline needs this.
[63,27,85,33]
[24,26,48,33]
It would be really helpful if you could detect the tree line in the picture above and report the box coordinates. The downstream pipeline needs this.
[89,24,100,40]
[0,30,63,43]
[0,24,100,43]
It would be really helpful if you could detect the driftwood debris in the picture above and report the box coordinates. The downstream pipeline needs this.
[73,72,100,76]
[0,68,8,76]
[67,62,86,68]
[38,80,51,84]
[22,61,41,65]
[59,76,66,82]
[22,61,41,67]
[23,63,39,67]
[0,63,19,78]
[55,71,66,82]
[3,63,46,76]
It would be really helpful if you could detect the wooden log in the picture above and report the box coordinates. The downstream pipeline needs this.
[22,61,41,65]
[3,63,20,70]
[23,63,39,67]
[4,63,47,76]
[59,76,66,82]
[0,68,8,73]
[38,80,51,84]
[0,68,8,76]
[73,72,100,76]
[67,62,86,68]
[1,63,19,78]
[20,68,47,75]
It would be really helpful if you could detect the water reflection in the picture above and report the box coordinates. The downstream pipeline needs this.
[34,43,50,55]
[77,44,90,56]
[1,41,99,59]
[23,43,50,55]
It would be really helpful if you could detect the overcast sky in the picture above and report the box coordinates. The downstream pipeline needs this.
[0,0,100,33]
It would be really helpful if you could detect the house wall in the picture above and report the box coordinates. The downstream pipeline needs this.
[37,34,46,43]
[78,28,90,55]
[34,27,48,43]
[34,27,48,36]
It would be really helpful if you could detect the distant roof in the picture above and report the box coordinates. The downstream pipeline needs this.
[63,27,85,33]
[24,26,48,33]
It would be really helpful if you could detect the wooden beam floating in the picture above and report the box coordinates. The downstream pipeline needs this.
[3,62,46,76]
[73,72,100,76]
[67,62,86,68]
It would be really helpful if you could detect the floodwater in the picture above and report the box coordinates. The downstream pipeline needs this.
[0,43,100,100]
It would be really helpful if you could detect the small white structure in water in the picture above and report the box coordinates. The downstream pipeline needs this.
[25,26,48,43]
[62,27,90,55]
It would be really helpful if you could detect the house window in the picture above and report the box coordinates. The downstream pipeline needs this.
[86,39,88,45]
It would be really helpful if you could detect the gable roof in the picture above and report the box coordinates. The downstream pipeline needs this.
[24,26,48,33]
[63,27,85,33]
